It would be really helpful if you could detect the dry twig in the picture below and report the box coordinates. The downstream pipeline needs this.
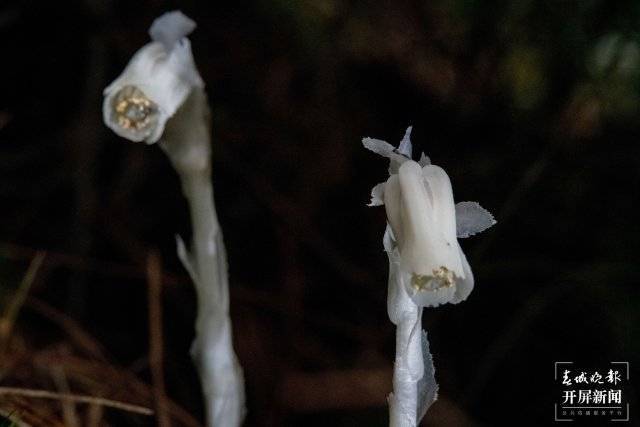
[147,251,171,427]
[0,252,46,349]
[0,387,154,416]
[50,366,81,427]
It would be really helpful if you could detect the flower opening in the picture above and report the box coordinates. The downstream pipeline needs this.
[111,85,159,136]
[103,11,203,144]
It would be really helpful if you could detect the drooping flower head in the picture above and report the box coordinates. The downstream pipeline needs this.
[103,11,203,144]
[364,127,495,307]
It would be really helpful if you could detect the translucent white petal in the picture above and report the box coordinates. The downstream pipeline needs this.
[362,137,396,157]
[368,182,386,206]
[383,225,396,254]
[455,201,496,238]
[149,10,196,50]
[396,126,413,158]
[421,165,459,256]
[103,16,203,144]
[386,243,404,325]
[165,38,204,88]
[399,162,463,279]
[384,174,404,247]
[362,137,410,174]
[418,152,431,167]
[395,161,434,276]
[450,241,474,304]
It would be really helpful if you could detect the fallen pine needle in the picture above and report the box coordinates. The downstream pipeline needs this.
[1,252,46,347]
[0,387,154,416]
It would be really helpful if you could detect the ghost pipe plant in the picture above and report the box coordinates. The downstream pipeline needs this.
[363,127,495,426]
[103,11,245,427]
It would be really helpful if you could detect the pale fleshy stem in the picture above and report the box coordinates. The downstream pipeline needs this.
[161,90,245,427]
[181,172,245,427]
[385,226,429,427]
[388,278,423,427]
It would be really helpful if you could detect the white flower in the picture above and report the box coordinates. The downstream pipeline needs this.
[103,11,203,144]
[364,127,495,307]
[102,12,246,426]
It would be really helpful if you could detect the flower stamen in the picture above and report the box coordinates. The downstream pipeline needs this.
[411,266,455,291]
[112,85,158,132]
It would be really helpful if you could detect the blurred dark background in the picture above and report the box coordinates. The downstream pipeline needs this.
[1,0,639,426]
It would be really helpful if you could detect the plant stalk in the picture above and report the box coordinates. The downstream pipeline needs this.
[386,228,425,427]
[162,90,245,427]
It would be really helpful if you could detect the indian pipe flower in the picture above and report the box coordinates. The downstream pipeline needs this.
[364,127,496,308]
[103,11,203,144]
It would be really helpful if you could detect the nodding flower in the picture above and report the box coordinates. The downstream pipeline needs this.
[364,127,496,307]
[103,11,203,144]
[103,12,245,426]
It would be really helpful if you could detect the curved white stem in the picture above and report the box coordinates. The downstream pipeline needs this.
[162,90,245,427]
[182,172,245,427]
[101,11,247,424]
